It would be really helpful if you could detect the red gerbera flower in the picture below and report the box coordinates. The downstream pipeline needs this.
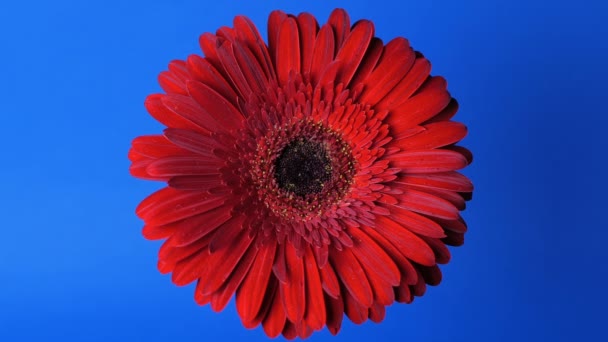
[129,8,473,339]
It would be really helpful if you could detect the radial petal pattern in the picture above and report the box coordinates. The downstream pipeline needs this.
[129,8,473,339]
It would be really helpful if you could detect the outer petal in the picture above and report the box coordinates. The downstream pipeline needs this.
[303,245,326,330]
[327,8,350,48]
[358,37,415,105]
[334,20,374,86]
[330,247,373,307]
[309,24,335,84]
[280,243,306,322]
[276,17,300,86]
[297,13,319,76]
[375,216,436,266]
[236,241,277,324]
[262,284,287,338]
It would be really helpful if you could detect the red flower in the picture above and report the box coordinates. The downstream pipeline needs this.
[129,8,473,339]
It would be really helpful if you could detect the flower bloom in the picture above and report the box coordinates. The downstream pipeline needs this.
[129,8,473,339]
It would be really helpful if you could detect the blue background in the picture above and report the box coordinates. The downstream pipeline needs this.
[1,0,606,341]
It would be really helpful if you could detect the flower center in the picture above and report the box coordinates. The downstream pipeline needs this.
[275,139,331,197]
[244,118,357,222]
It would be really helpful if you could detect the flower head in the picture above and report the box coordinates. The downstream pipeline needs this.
[129,8,473,339]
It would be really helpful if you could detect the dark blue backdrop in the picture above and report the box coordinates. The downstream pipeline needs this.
[1,0,606,341]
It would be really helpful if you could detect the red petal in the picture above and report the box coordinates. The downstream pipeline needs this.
[436,216,468,233]
[369,302,386,323]
[419,235,451,264]
[161,94,217,133]
[309,24,335,85]
[236,241,277,324]
[186,80,243,131]
[423,98,459,124]
[384,204,446,238]
[163,61,190,93]
[209,240,258,312]
[169,206,232,247]
[130,160,163,181]
[231,38,269,95]
[234,15,275,81]
[375,57,431,112]
[318,260,340,299]
[395,276,413,303]
[344,290,368,324]
[136,187,176,218]
[375,216,435,266]
[158,70,187,95]
[359,37,415,104]
[208,214,246,253]
[350,249,398,306]
[281,243,305,322]
[272,242,288,283]
[144,94,197,131]
[415,186,467,210]
[136,188,226,226]
[215,38,253,99]
[303,245,326,330]
[390,149,468,173]
[167,216,246,286]
[446,145,473,165]
[297,13,319,76]
[296,323,313,339]
[325,293,345,335]
[334,20,374,86]
[387,76,451,130]
[397,171,474,192]
[317,60,341,89]
[350,38,383,87]
[330,248,373,307]
[158,61,190,95]
[186,54,238,106]
[267,10,288,67]
[412,268,427,296]
[395,121,468,150]
[199,33,224,78]
[349,228,400,286]
[388,125,426,142]
[200,216,254,294]
[194,279,212,305]
[168,175,221,191]
[336,230,354,248]
[142,224,173,240]
[167,60,190,81]
[159,234,212,273]
[276,17,300,86]
[312,244,328,268]
[362,266,395,306]
[327,8,350,48]
[171,246,211,286]
[262,283,287,338]
[360,226,418,285]
[443,230,465,246]
[282,321,298,340]
[420,264,442,286]
[163,128,224,157]
[397,188,459,220]
[146,156,222,178]
[130,134,187,160]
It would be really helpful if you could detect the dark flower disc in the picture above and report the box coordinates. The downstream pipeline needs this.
[274,138,332,196]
